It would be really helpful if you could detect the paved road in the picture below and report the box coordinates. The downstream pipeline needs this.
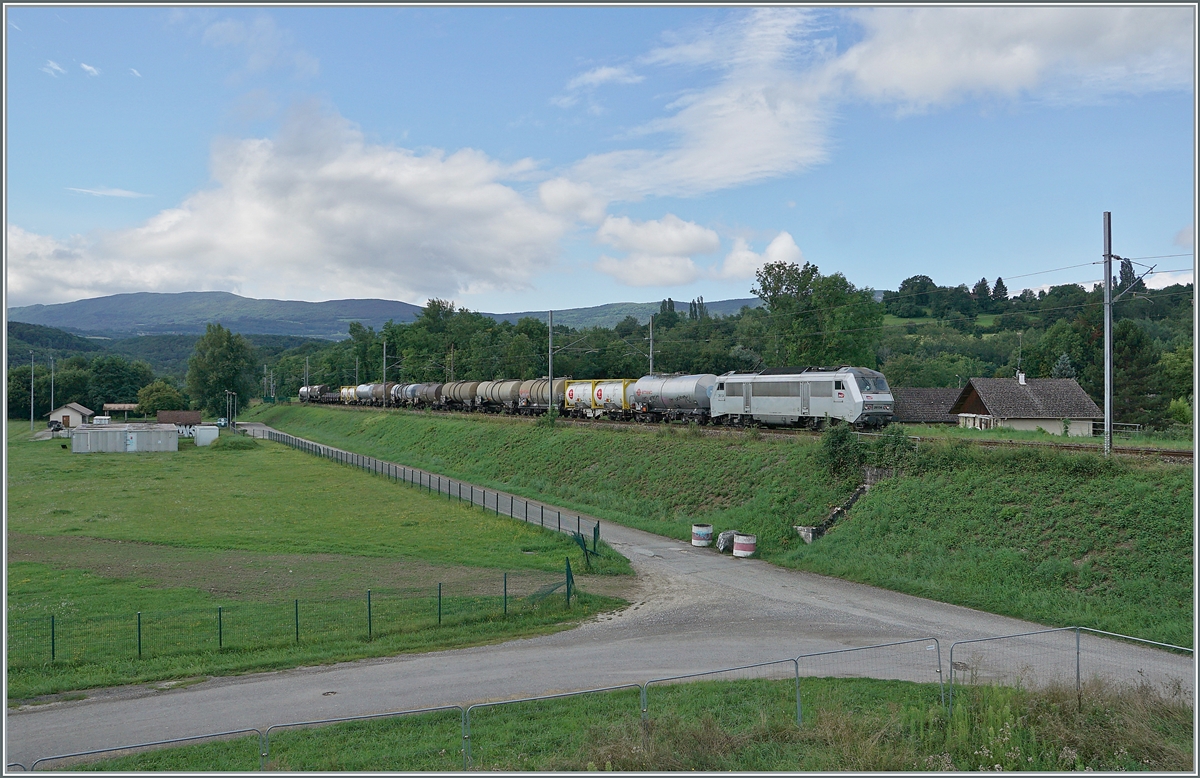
[6,424,1192,768]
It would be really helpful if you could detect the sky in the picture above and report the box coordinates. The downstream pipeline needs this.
[4,5,1196,313]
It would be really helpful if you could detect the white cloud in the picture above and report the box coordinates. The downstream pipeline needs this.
[593,214,718,287]
[202,14,318,79]
[41,60,65,77]
[80,63,100,76]
[538,178,607,225]
[67,187,151,198]
[568,9,833,200]
[1175,225,1194,249]
[716,232,803,280]
[566,65,643,91]
[1145,269,1194,290]
[833,7,1195,111]
[597,214,719,256]
[6,104,567,307]
[130,68,142,77]
[595,254,701,287]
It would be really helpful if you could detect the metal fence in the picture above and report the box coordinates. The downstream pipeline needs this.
[251,428,602,548]
[7,573,574,669]
[13,628,1189,771]
[948,626,1193,711]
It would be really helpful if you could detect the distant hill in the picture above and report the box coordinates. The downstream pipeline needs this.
[8,291,763,338]
[7,320,331,377]
[7,292,425,339]
[6,322,108,368]
[487,298,762,328]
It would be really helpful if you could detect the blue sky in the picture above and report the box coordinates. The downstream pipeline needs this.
[5,6,1195,312]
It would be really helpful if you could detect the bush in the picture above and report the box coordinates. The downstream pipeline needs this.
[209,434,258,450]
[822,422,862,477]
[870,424,915,469]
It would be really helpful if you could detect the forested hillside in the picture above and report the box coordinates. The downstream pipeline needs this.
[269,262,1192,432]
[10,259,1192,431]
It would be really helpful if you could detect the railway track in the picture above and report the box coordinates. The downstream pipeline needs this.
[290,401,1194,463]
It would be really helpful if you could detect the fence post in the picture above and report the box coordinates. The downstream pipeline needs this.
[367,590,373,641]
[509,495,513,517]
[50,615,55,662]
[494,494,498,516]
[1080,624,1089,710]
[577,516,580,535]
[565,558,572,606]
[503,573,508,615]
[137,611,142,658]
[294,600,299,644]
[438,584,442,626]
[540,505,544,527]
[794,659,802,726]
[218,606,223,649]
[558,513,561,532]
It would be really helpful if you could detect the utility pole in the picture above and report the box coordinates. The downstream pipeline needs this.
[649,314,655,375]
[548,310,554,412]
[355,356,359,385]
[30,351,35,432]
[382,340,387,408]
[304,356,310,390]
[1103,212,1113,457]
[50,354,55,414]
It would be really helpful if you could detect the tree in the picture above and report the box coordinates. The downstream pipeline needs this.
[971,278,991,312]
[1112,319,1164,426]
[186,323,258,417]
[992,277,1009,305]
[1050,353,1076,379]
[87,355,154,409]
[137,379,187,416]
[752,261,883,368]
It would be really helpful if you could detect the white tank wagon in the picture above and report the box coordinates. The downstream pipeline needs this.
[564,380,598,416]
[593,379,636,415]
[709,366,893,429]
[340,386,357,404]
[355,384,375,403]
[630,374,718,421]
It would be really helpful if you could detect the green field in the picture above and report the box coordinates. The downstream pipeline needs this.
[6,423,629,700]
[249,404,1193,646]
[67,676,1192,771]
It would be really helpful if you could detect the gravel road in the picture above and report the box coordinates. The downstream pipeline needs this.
[6,423,1192,769]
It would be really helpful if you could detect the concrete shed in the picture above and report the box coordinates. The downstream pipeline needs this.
[71,423,179,453]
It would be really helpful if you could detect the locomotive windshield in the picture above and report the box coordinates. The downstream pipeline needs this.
[856,375,890,393]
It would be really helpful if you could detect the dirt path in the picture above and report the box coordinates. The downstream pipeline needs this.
[6,423,1192,769]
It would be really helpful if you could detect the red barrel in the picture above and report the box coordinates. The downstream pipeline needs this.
[733,533,757,558]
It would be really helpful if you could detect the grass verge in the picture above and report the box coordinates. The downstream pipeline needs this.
[248,405,1192,646]
[66,676,1192,771]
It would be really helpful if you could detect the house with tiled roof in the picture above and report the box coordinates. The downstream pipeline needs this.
[891,387,962,424]
[948,374,1102,437]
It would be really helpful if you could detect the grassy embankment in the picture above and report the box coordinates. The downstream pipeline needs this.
[6,422,628,700]
[250,404,1193,647]
[73,676,1192,771]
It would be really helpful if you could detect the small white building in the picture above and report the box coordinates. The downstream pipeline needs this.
[46,403,95,429]
[949,375,1102,437]
[71,423,179,453]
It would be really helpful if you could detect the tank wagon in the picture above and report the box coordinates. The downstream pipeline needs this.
[299,365,893,429]
[710,366,893,428]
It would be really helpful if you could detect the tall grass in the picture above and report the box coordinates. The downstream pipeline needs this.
[70,675,1192,771]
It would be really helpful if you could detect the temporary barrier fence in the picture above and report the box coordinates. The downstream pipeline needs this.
[13,630,1191,771]
[948,627,1193,712]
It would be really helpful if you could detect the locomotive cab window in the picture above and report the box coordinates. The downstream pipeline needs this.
[717,383,724,391]
[834,380,844,390]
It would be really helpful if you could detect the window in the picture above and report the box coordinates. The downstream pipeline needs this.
[717,383,725,391]
[725,383,743,397]
[855,376,891,393]
[809,381,833,397]
[834,380,844,391]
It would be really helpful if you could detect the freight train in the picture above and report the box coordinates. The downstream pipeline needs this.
[299,366,894,429]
